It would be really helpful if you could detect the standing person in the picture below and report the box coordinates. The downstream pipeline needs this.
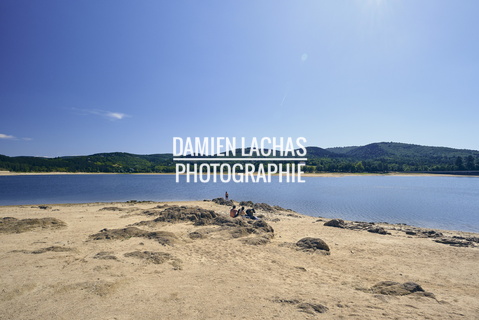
[225,191,229,200]
[230,205,238,218]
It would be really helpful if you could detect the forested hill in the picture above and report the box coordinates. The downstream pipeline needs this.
[316,142,479,172]
[326,142,479,160]
[0,153,174,173]
[1,142,478,173]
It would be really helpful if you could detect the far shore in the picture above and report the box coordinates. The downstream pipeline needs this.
[1,171,476,178]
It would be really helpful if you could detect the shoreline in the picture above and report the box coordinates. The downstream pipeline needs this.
[1,200,477,235]
[1,171,477,178]
[1,200,478,319]
[3,200,478,238]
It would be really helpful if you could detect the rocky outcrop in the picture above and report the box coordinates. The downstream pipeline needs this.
[0,217,66,234]
[368,227,389,235]
[212,198,234,206]
[324,219,391,235]
[134,205,275,244]
[89,227,178,246]
[324,219,346,228]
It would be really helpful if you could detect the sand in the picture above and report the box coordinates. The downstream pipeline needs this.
[1,171,475,177]
[1,200,478,319]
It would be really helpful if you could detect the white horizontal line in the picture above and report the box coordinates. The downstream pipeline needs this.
[173,158,308,161]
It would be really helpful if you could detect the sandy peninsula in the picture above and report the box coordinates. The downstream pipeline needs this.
[1,200,478,319]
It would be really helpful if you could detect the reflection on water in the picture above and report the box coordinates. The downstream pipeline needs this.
[1,175,478,233]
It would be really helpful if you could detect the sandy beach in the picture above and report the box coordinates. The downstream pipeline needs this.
[0,170,473,178]
[1,200,478,319]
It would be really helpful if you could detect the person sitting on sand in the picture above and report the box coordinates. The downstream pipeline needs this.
[237,206,245,217]
[245,208,258,220]
[230,205,238,218]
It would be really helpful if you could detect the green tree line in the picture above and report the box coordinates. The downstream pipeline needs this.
[1,142,478,174]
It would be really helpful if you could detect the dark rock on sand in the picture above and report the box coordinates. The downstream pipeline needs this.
[273,205,293,212]
[369,281,434,298]
[238,201,292,213]
[296,237,330,253]
[252,220,274,233]
[462,236,479,243]
[12,246,74,254]
[124,251,173,264]
[368,227,389,235]
[133,205,274,242]
[241,236,271,246]
[273,298,301,305]
[423,230,443,238]
[89,227,178,246]
[0,217,66,234]
[347,221,376,231]
[212,198,234,206]
[273,298,328,314]
[239,200,254,207]
[286,213,302,218]
[323,219,392,235]
[229,226,256,238]
[188,231,206,240]
[253,202,275,212]
[31,246,74,254]
[155,206,218,224]
[99,207,127,211]
[297,302,329,314]
[194,215,275,240]
[93,251,118,260]
[324,219,346,228]
[135,206,219,226]
[434,238,473,247]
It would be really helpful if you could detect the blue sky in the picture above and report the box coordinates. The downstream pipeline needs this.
[1,0,478,157]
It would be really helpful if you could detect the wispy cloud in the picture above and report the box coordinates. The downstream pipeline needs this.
[0,133,15,139]
[0,133,32,141]
[72,108,130,121]
[105,112,127,120]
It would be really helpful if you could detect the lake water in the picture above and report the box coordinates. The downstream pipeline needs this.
[0,174,478,233]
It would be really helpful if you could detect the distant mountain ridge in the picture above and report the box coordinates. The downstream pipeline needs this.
[325,142,479,159]
[1,142,478,173]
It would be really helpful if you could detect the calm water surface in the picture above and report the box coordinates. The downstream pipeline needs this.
[0,174,478,233]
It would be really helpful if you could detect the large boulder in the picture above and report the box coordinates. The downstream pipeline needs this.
[296,237,330,253]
